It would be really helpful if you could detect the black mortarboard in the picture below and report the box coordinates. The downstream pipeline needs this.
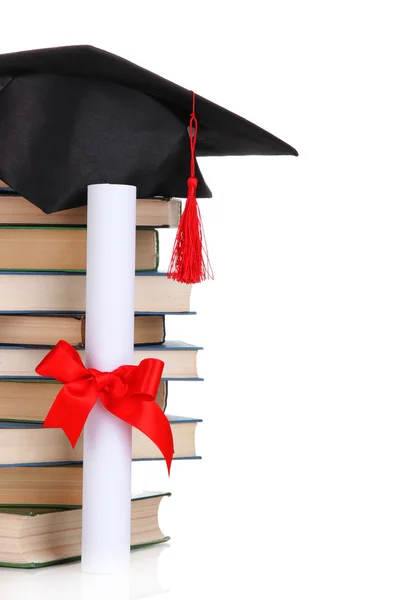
[0,44,298,283]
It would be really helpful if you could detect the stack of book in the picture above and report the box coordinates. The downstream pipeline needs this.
[0,182,202,568]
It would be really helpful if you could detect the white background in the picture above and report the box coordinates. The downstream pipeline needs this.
[1,1,400,598]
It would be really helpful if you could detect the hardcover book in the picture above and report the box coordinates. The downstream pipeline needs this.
[0,465,90,506]
[0,415,201,465]
[0,226,159,272]
[0,492,170,568]
[0,380,168,422]
[0,272,192,313]
[0,192,181,227]
[0,313,166,347]
[0,341,202,380]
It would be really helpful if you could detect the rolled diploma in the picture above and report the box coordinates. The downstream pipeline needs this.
[81,184,136,573]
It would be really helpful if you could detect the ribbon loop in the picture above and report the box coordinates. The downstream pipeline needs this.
[36,340,90,384]
[35,340,174,473]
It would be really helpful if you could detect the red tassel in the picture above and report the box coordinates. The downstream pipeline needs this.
[167,92,213,284]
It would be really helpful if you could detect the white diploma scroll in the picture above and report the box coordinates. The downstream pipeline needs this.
[81,184,136,573]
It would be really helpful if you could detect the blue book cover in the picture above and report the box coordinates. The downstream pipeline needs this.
[0,415,201,429]
[0,270,174,276]
[0,187,18,194]
[0,340,203,381]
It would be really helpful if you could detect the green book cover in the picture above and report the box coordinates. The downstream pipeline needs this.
[0,492,171,568]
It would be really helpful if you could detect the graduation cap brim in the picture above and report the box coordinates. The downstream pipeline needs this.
[0,45,297,213]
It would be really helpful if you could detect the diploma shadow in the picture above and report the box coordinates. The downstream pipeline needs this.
[0,543,170,600]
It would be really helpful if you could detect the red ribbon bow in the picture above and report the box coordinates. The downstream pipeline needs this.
[35,340,174,473]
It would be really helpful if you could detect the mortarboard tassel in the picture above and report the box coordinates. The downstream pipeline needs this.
[167,92,213,284]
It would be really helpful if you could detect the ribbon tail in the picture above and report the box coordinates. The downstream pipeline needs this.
[107,399,174,474]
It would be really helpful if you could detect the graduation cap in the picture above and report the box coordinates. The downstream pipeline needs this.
[0,45,298,284]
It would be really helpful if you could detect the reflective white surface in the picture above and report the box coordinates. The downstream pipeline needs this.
[0,544,169,600]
